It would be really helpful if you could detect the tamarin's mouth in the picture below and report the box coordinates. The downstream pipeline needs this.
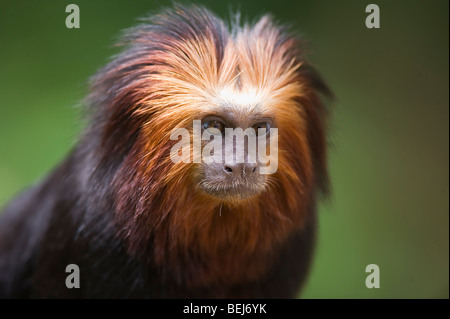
[198,180,266,200]
[198,161,267,200]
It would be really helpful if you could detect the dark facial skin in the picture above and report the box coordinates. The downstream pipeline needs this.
[198,111,274,200]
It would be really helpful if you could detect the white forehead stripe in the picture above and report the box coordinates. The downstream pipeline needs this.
[216,86,265,107]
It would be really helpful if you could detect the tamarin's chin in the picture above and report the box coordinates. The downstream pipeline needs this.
[197,171,268,201]
[0,4,331,298]
[198,184,265,202]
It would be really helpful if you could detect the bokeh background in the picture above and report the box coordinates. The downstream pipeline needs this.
[0,0,448,298]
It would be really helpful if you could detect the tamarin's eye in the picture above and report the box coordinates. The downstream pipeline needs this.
[202,120,226,135]
[252,122,271,136]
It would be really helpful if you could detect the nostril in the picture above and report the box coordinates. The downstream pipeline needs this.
[224,166,233,173]
[252,167,256,173]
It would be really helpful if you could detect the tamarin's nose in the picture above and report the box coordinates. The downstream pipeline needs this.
[224,162,258,176]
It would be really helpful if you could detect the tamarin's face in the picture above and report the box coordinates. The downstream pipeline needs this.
[92,7,329,210]
[164,70,303,204]
[195,90,276,200]
[129,14,315,206]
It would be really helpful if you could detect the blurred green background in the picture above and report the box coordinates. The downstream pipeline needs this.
[0,0,448,298]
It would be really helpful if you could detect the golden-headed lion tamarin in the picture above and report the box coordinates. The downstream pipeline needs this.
[0,5,331,298]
